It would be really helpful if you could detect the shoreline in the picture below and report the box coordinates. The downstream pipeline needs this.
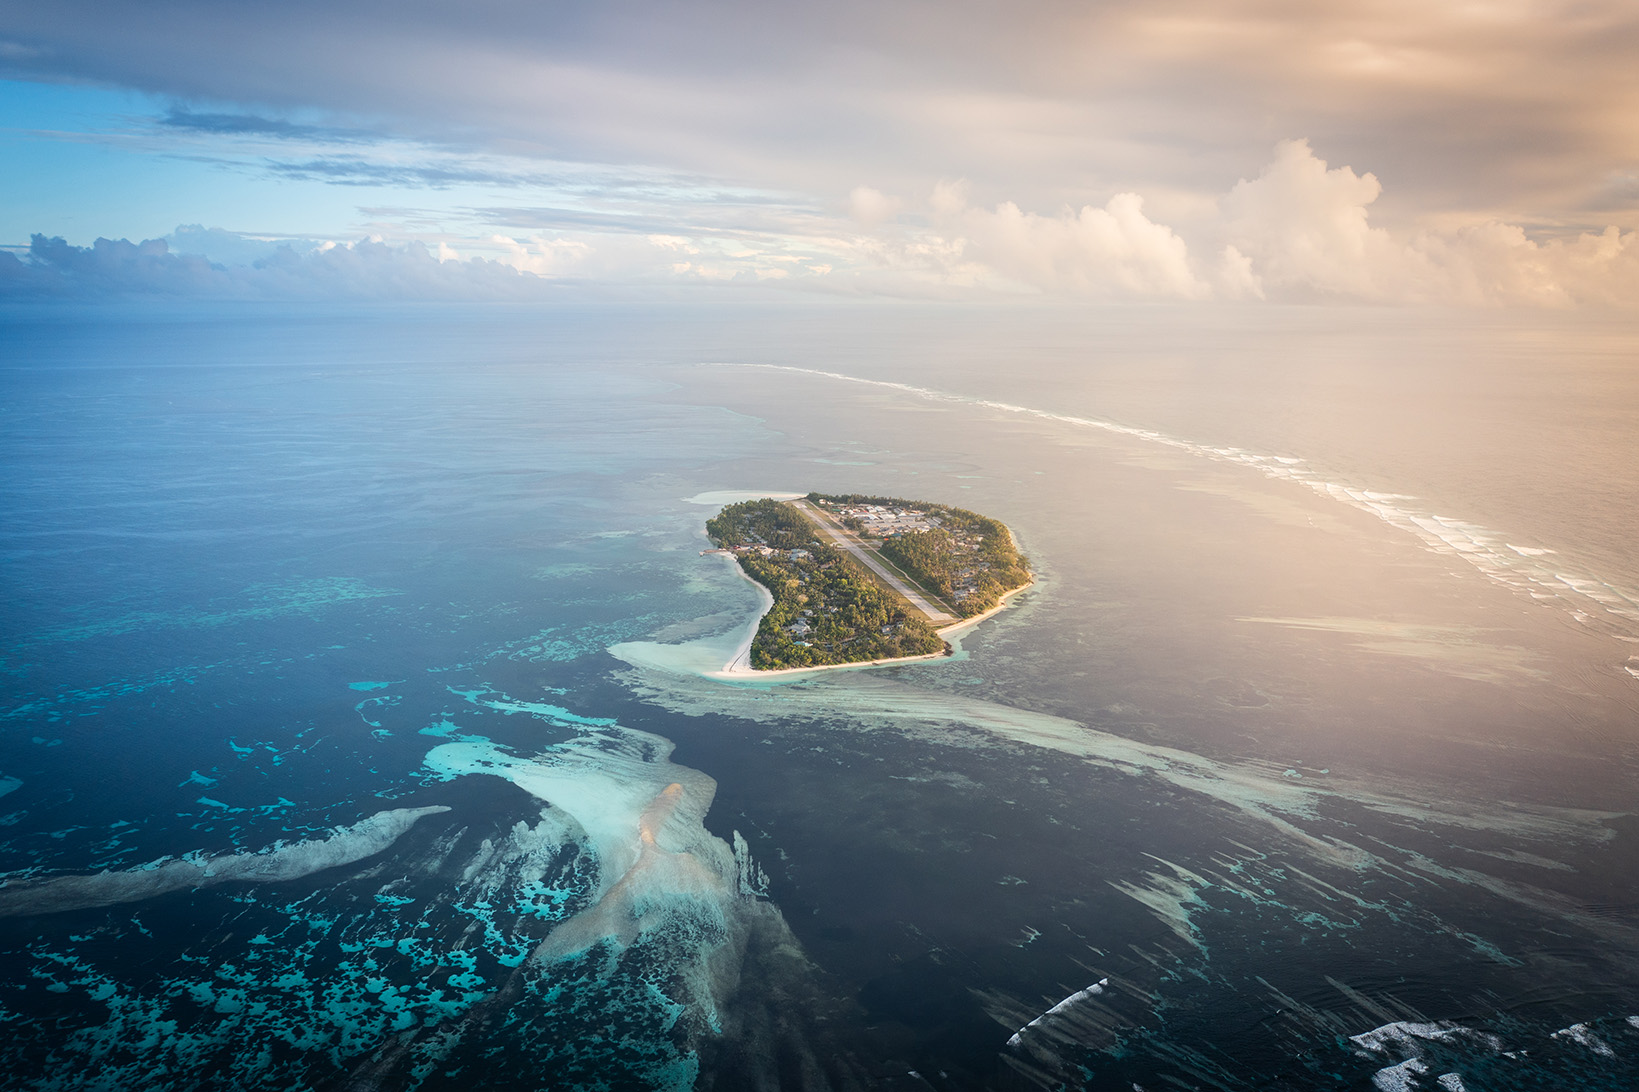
[707,568,1034,681]
[717,555,775,674]
[932,578,1033,639]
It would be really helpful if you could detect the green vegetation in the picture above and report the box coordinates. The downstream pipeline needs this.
[807,492,1033,618]
[705,500,814,552]
[707,499,947,669]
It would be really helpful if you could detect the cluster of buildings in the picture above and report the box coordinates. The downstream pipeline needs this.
[822,502,941,537]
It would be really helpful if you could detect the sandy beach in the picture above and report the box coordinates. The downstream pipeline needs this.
[706,561,1033,681]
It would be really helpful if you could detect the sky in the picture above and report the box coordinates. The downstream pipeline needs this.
[3,0,1638,304]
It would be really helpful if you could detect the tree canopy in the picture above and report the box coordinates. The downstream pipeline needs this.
[708,499,947,669]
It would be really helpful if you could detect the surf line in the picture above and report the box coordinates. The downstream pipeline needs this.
[1007,978,1109,1048]
[706,362,1639,645]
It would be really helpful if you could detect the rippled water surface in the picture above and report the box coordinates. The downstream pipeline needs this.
[2,302,1638,1090]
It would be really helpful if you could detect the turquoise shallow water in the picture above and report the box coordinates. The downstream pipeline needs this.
[2,303,1639,1090]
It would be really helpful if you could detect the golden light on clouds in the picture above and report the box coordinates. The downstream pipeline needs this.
[2,0,1637,302]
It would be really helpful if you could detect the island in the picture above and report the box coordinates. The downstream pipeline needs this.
[704,493,1032,671]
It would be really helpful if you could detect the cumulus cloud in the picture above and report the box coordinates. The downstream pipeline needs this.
[1217,140,1639,306]
[164,224,325,267]
[827,140,1639,306]
[833,178,1216,299]
[1221,139,1402,299]
[1410,220,1639,309]
[848,186,903,226]
[932,189,1209,298]
[0,233,548,300]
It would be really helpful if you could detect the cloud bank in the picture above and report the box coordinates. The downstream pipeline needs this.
[1217,141,1639,306]
[5,142,1636,305]
[835,142,1639,306]
[0,234,552,300]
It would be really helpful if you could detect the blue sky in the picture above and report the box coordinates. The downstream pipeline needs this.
[4,0,1638,304]
[1,82,382,242]
[0,79,778,253]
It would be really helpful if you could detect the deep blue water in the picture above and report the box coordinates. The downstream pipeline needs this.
[3,303,1639,1091]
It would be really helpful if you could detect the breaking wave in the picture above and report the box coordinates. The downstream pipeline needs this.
[1007,978,1109,1049]
[712,363,1639,647]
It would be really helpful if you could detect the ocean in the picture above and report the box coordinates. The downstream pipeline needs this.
[2,301,1637,1090]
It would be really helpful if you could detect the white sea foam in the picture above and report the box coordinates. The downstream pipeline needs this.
[1351,1021,1474,1053]
[1351,1021,1500,1092]
[1006,979,1108,1047]
[713,363,1639,647]
[0,806,450,916]
[1370,1057,1428,1092]
[1551,1022,1616,1057]
[732,830,770,898]
[0,774,19,799]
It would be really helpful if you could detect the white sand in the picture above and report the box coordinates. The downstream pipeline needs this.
[682,490,806,506]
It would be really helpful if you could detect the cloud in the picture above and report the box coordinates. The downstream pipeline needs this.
[1221,138,1403,299]
[1217,140,1639,306]
[0,226,843,299]
[159,107,373,143]
[1410,220,1639,309]
[3,235,228,297]
[6,142,1638,305]
[261,155,560,189]
[164,224,325,267]
[0,233,546,300]
[466,206,711,236]
[5,2,1637,311]
[931,188,1209,299]
[4,0,1637,234]
[826,141,1639,306]
[848,186,902,226]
